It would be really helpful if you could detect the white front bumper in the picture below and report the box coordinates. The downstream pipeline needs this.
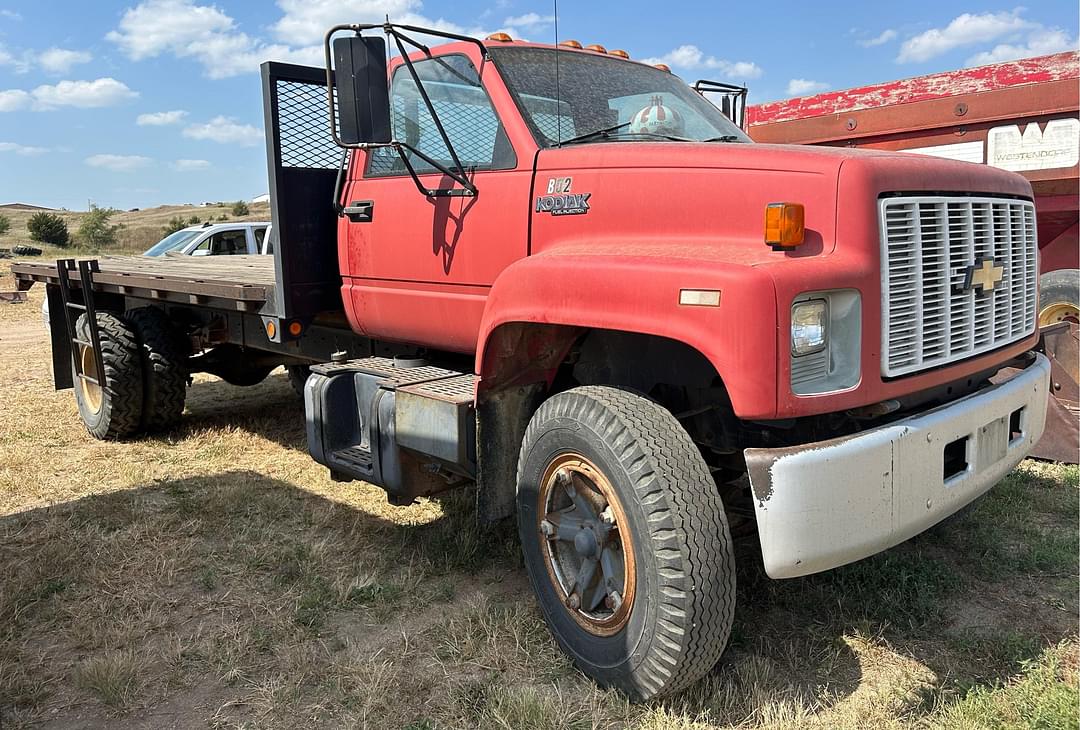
[746,353,1051,579]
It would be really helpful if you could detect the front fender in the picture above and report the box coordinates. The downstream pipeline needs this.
[476,244,780,419]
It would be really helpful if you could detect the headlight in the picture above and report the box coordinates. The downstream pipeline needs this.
[791,299,828,356]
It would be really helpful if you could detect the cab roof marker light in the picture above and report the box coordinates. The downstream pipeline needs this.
[558,39,583,49]
[585,43,608,53]
[609,49,630,58]
[486,32,513,42]
[654,63,671,72]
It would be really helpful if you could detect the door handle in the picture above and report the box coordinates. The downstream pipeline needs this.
[344,200,374,223]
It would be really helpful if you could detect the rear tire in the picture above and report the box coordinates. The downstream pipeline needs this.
[126,307,188,430]
[72,313,144,440]
[516,386,735,701]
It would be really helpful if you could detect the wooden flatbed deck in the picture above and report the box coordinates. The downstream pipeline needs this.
[11,255,277,312]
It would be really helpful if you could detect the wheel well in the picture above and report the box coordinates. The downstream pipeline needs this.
[476,323,740,521]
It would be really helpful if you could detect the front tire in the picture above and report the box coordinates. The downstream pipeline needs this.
[72,312,144,440]
[516,386,735,701]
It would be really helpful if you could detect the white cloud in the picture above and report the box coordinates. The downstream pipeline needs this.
[106,0,544,78]
[0,141,47,156]
[37,48,93,74]
[0,89,30,111]
[30,78,138,110]
[106,0,333,78]
[966,28,1077,65]
[897,10,1032,63]
[0,9,22,20]
[503,13,554,30]
[271,0,423,45]
[183,116,263,146]
[0,46,12,65]
[136,109,188,126]
[639,45,763,79]
[858,29,897,48]
[85,154,153,172]
[172,158,211,171]
[787,79,830,95]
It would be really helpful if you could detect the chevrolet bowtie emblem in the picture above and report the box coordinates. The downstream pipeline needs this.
[956,258,1005,295]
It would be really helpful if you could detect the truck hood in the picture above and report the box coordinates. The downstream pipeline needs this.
[530,141,1033,261]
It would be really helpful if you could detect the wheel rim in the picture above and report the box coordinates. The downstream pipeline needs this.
[1039,302,1080,327]
[78,344,103,414]
[537,452,636,636]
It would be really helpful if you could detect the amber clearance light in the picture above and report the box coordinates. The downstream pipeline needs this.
[764,202,805,249]
[486,32,513,42]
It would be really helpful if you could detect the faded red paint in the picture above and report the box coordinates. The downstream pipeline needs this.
[749,51,1079,125]
[336,39,1043,421]
[747,52,1079,274]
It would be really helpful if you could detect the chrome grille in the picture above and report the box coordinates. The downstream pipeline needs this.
[880,196,1037,377]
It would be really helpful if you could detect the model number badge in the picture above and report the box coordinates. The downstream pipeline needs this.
[537,177,591,216]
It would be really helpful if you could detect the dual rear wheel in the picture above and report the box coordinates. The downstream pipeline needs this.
[72,307,187,439]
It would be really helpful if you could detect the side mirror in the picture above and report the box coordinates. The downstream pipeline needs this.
[333,35,392,145]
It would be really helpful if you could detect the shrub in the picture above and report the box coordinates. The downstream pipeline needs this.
[187,215,201,225]
[231,200,250,217]
[27,212,69,246]
[0,214,10,236]
[162,216,188,236]
[77,205,122,249]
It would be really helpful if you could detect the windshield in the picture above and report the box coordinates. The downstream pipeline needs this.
[489,47,751,146]
[144,228,203,257]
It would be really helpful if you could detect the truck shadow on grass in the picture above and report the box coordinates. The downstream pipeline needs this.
[171,370,309,451]
[3,461,1073,728]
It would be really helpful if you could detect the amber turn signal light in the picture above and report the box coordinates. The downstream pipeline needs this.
[486,32,513,42]
[765,203,805,248]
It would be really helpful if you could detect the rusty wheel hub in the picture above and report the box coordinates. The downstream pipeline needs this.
[78,344,103,414]
[537,453,635,636]
[1039,302,1080,327]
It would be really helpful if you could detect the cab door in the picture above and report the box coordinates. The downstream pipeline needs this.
[339,51,532,353]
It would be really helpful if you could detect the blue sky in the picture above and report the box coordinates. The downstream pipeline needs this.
[0,1,1076,211]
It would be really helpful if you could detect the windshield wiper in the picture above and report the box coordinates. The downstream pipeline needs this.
[702,135,742,142]
[558,121,633,146]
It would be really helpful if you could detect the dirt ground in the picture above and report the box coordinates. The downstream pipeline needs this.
[0,273,1077,729]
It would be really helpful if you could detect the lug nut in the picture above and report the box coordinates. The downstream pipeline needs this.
[567,593,580,610]
[605,591,622,610]
[540,519,555,537]
[555,469,573,488]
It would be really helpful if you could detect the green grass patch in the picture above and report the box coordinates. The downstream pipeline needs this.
[933,641,1079,729]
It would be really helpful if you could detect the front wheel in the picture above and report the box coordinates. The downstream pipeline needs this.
[516,386,736,701]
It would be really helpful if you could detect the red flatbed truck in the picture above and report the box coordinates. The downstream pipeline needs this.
[746,51,1079,462]
[12,24,1053,699]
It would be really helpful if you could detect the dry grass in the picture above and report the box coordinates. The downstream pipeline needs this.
[0,275,1077,728]
[0,202,270,256]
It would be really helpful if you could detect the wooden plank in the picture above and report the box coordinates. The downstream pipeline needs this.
[10,255,277,304]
